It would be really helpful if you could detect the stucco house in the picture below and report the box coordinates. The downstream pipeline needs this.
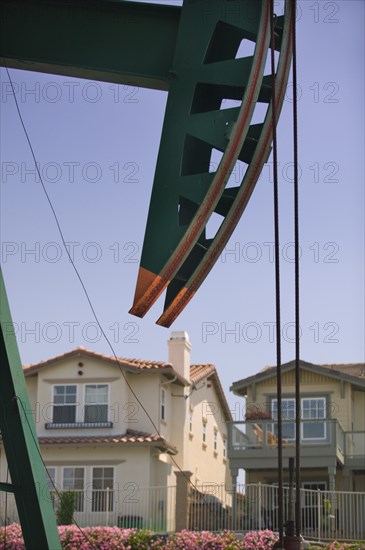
[0,331,232,527]
[227,360,365,534]
[228,359,365,491]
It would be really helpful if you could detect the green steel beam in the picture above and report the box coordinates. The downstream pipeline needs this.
[130,0,269,320]
[0,270,61,550]
[0,0,180,91]
[0,481,16,493]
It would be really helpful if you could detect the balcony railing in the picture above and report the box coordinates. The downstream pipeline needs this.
[229,419,343,452]
[229,420,365,462]
[344,431,365,459]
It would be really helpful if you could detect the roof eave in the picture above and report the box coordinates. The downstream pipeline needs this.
[230,362,365,394]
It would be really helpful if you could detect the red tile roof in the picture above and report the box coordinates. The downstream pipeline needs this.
[37,429,178,454]
[190,364,215,383]
[23,346,189,385]
[23,346,171,373]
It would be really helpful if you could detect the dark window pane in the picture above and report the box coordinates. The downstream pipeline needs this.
[303,422,325,439]
[53,405,76,423]
[84,404,107,423]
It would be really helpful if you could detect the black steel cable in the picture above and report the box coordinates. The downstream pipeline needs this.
[269,2,284,546]
[291,0,301,537]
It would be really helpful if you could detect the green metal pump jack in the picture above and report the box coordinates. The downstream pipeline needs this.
[0,1,293,546]
[0,270,61,549]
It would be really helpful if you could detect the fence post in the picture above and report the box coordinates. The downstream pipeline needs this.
[317,488,321,541]
[174,471,192,531]
[106,487,110,526]
[258,482,262,531]
[231,470,238,531]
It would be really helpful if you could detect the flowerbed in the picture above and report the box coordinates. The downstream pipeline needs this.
[0,525,364,550]
[0,526,275,549]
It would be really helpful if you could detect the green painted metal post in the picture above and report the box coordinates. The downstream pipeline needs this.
[0,269,61,549]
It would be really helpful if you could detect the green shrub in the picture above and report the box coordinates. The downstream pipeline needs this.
[56,491,76,525]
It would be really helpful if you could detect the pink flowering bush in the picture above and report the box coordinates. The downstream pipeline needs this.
[243,529,278,549]
[164,529,246,549]
[1,525,363,550]
[0,523,23,550]
[0,526,274,550]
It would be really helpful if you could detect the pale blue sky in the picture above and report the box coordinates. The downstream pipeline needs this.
[1,0,364,416]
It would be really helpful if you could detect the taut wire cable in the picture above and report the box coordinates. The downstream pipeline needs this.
[291,0,302,537]
[269,2,284,546]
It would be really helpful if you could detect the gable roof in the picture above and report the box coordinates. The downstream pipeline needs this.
[22,347,232,421]
[231,359,365,395]
[23,346,189,385]
[191,364,232,422]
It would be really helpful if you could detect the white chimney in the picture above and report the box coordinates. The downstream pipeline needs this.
[167,331,191,381]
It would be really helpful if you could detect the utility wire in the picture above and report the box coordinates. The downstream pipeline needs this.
[269,3,284,546]
[4,65,208,513]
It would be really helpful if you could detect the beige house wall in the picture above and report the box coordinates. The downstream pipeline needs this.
[124,374,160,434]
[187,381,229,487]
[353,390,365,431]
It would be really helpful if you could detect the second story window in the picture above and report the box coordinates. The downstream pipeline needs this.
[272,398,296,440]
[189,410,193,433]
[84,384,108,423]
[53,385,77,423]
[213,429,218,452]
[271,397,327,441]
[302,398,326,439]
[47,384,112,429]
[160,387,166,421]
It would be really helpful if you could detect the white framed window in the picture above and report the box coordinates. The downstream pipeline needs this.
[62,467,84,511]
[202,420,207,443]
[84,384,109,423]
[302,398,326,440]
[223,438,227,458]
[92,467,114,512]
[53,385,77,423]
[160,387,166,421]
[271,398,296,440]
[213,429,218,452]
[271,397,327,442]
